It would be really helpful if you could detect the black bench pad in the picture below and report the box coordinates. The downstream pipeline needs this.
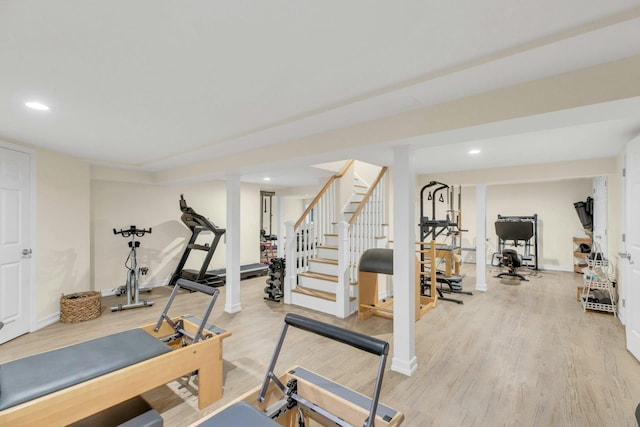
[0,329,171,411]
[196,402,279,426]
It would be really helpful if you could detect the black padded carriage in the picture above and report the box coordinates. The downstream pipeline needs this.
[0,329,171,411]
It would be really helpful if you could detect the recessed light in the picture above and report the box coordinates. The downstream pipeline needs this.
[25,101,50,111]
[468,149,481,155]
[263,177,271,181]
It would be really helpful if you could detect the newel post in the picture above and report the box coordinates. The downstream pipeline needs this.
[284,221,295,304]
[336,221,350,318]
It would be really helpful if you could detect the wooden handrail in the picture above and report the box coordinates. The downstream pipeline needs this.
[294,160,354,230]
[348,166,388,229]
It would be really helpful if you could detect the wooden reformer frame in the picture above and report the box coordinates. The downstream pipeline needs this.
[0,279,230,427]
[357,247,437,322]
[192,313,404,427]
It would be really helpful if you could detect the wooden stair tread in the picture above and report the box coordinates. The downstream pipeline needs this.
[317,245,338,250]
[298,271,338,282]
[309,258,338,265]
[292,286,356,302]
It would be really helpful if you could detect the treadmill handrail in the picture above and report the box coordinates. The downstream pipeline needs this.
[181,212,226,235]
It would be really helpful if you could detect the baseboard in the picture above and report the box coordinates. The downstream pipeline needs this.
[35,312,60,331]
[539,265,573,272]
[475,282,488,292]
[391,355,418,376]
[468,260,574,273]
[100,281,168,297]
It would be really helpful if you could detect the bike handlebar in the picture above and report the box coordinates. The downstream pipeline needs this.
[113,225,152,238]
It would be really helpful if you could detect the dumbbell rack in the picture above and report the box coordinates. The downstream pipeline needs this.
[264,258,285,302]
[580,258,616,316]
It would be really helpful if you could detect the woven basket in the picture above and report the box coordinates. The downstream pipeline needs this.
[60,291,102,323]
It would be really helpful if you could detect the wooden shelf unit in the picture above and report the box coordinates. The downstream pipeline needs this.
[572,236,592,273]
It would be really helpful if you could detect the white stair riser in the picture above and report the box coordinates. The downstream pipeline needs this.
[347,201,360,210]
[298,275,337,293]
[317,247,338,260]
[324,235,338,246]
[308,261,338,275]
[375,237,388,248]
[291,292,336,316]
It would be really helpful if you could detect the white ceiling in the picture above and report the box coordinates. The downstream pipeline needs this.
[1,1,640,186]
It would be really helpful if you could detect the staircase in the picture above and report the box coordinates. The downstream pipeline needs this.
[284,161,388,318]
[293,231,358,315]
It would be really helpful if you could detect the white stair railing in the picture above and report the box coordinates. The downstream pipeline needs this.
[284,160,354,303]
[346,167,388,283]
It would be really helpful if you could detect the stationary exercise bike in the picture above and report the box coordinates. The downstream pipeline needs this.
[111,225,154,311]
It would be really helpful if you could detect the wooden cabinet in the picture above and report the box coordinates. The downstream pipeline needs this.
[573,237,592,273]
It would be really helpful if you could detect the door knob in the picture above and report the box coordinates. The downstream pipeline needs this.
[618,252,634,264]
[21,248,32,256]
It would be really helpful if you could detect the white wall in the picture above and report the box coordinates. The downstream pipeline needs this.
[354,160,382,186]
[418,157,621,271]
[429,180,593,270]
[91,179,261,293]
[486,180,592,270]
[36,148,91,320]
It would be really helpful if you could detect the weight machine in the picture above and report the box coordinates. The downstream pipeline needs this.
[491,214,539,271]
[170,195,226,288]
[417,181,471,304]
[111,225,154,311]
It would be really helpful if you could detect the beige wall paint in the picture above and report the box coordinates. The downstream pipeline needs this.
[282,198,306,226]
[91,180,261,293]
[36,148,91,320]
[354,161,382,187]
[419,180,592,269]
[485,180,592,269]
[419,159,619,270]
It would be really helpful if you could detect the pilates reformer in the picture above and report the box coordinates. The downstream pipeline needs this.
[0,278,231,426]
[192,313,404,427]
[358,248,436,321]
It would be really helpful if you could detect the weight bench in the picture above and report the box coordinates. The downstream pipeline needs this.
[192,313,404,427]
[0,279,230,426]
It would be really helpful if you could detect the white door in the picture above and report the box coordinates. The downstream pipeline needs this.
[625,136,640,360]
[592,176,608,258]
[0,147,32,344]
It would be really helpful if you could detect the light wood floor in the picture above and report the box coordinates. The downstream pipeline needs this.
[2,266,639,426]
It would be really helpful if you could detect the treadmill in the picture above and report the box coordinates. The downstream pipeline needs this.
[169,195,226,288]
